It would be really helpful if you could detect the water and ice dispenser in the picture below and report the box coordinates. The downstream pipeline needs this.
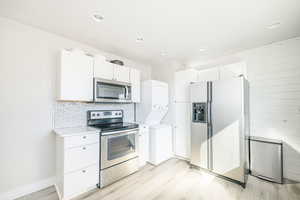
[192,103,207,123]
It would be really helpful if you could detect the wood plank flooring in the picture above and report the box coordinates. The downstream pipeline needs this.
[16,159,300,200]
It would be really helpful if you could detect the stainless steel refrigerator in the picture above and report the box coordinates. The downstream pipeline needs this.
[190,76,249,187]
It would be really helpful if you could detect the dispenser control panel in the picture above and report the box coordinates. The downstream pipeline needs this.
[192,103,207,123]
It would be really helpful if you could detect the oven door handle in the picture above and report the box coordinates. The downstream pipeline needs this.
[101,129,139,137]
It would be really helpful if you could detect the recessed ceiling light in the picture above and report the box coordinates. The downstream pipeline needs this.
[199,48,206,52]
[267,22,280,29]
[136,37,144,42]
[161,51,167,56]
[92,12,104,22]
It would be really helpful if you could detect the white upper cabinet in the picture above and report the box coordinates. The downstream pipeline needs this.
[94,56,114,80]
[197,68,219,82]
[94,56,130,83]
[58,49,94,102]
[175,69,198,102]
[114,65,130,83]
[130,68,141,103]
[219,61,247,80]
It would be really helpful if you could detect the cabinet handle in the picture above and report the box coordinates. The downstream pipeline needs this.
[82,170,86,173]
[83,136,87,139]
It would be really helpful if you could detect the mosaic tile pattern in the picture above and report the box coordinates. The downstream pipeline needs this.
[54,102,134,128]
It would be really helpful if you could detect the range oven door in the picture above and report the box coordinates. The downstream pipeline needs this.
[94,78,132,103]
[101,129,139,169]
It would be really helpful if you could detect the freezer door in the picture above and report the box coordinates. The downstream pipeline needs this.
[211,78,245,183]
[190,82,209,169]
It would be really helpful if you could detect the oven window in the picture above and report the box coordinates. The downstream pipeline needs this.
[96,82,126,99]
[107,134,136,160]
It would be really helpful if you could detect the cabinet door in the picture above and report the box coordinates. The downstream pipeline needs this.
[219,62,247,80]
[175,69,198,102]
[94,57,114,80]
[130,68,141,103]
[114,65,130,83]
[64,164,98,198]
[58,49,94,101]
[197,67,219,82]
[174,103,191,158]
[138,129,149,167]
[64,143,99,173]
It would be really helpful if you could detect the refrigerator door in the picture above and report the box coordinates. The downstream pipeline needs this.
[190,82,209,169]
[211,77,245,183]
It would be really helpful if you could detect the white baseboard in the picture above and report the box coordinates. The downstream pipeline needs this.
[174,154,190,161]
[0,177,56,200]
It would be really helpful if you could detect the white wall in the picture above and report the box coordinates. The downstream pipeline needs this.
[151,61,185,125]
[151,61,184,155]
[0,17,152,198]
[191,37,300,181]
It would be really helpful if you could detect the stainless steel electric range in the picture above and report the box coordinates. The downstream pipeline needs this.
[87,110,139,188]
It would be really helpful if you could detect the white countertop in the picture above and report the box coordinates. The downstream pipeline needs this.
[54,126,100,137]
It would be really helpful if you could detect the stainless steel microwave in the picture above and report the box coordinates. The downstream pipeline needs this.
[94,78,132,103]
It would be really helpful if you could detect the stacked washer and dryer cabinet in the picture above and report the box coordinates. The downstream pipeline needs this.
[138,80,173,165]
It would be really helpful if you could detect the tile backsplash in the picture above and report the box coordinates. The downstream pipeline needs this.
[54,102,135,128]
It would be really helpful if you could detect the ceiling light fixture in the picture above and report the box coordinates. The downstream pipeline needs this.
[267,22,280,29]
[161,51,167,56]
[92,12,104,22]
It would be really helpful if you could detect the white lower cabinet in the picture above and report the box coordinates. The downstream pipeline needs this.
[64,143,99,173]
[64,164,99,197]
[174,103,191,159]
[55,131,100,200]
[138,124,149,167]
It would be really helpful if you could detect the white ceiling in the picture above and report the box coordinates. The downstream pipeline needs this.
[0,0,300,66]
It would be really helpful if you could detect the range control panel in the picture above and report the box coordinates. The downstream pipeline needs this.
[89,110,123,120]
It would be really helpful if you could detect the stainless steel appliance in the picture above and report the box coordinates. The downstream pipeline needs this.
[87,110,139,188]
[190,77,250,187]
[94,78,132,103]
[249,136,283,183]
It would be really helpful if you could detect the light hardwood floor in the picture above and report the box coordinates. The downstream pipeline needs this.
[17,159,300,200]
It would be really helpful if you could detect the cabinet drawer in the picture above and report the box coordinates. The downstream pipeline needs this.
[65,143,99,173]
[64,133,99,148]
[64,164,99,197]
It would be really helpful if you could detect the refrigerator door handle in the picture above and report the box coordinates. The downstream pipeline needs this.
[207,81,213,170]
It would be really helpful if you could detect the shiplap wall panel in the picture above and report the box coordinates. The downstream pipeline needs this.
[238,37,300,181]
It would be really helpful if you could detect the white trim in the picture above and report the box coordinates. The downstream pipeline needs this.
[174,155,190,161]
[0,177,56,200]
[54,184,62,200]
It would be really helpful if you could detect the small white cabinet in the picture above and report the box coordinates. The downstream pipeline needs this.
[219,62,247,80]
[55,128,100,200]
[138,124,149,167]
[174,103,191,159]
[93,56,114,80]
[114,65,130,83]
[94,58,130,83]
[175,69,198,103]
[130,68,141,103]
[58,49,94,102]
[197,68,219,81]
